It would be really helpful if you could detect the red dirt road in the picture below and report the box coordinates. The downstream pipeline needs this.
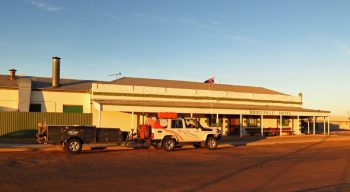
[1,140,350,192]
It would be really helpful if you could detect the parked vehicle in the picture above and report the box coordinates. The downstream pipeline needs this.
[149,117,221,151]
[37,124,129,154]
[36,113,221,153]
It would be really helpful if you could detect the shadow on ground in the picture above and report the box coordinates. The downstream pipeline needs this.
[220,135,268,147]
[294,183,350,192]
[185,136,330,192]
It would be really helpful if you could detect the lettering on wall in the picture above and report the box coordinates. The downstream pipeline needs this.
[250,110,291,116]
[279,111,291,116]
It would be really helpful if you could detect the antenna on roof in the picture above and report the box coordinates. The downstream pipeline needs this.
[109,72,122,79]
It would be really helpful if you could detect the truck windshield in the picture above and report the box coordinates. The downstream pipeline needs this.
[185,119,202,128]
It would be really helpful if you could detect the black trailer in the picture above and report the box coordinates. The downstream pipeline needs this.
[37,124,129,154]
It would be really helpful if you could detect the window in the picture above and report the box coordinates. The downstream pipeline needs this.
[171,119,183,129]
[207,115,221,127]
[278,118,290,126]
[63,105,83,113]
[29,104,41,112]
[282,118,290,126]
[246,116,260,127]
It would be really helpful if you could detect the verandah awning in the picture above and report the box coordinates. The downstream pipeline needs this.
[92,99,330,117]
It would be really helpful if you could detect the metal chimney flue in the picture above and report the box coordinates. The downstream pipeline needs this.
[8,69,17,80]
[52,57,61,88]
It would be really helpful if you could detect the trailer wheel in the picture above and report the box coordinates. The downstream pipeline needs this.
[163,138,176,151]
[64,138,82,154]
[206,137,218,150]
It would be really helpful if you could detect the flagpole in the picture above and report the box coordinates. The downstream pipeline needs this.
[207,76,214,127]
[210,83,213,116]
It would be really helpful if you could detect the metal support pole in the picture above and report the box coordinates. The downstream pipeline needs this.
[279,115,282,136]
[327,116,330,135]
[297,115,300,135]
[190,113,193,118]
[261,115,264,137]
[323,117,326,135]
[240,114,243,138]
[216,113,219,130]
[313,116,316,135]
[307,120,310,135]
[98,104,102,127]
[131,110,134,130]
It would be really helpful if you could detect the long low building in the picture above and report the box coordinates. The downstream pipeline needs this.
[0,57,331,136]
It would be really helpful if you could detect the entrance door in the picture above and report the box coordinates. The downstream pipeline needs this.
[229,116,240,135]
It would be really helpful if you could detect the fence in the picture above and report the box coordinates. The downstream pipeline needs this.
[0,112,93,137]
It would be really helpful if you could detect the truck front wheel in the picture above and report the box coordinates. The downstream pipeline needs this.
[163,138,176,151]
[206,137,218,150]
[64,138,82,154]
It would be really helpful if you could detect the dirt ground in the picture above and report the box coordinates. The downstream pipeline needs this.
[1,140,350,192]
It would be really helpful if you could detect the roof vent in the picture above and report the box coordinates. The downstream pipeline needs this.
[8,69,17,80]
[52,57,61,88]
[298,92,303,103]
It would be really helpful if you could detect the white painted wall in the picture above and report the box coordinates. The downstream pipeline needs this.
[91,107,144,132]
[0,89,19,111]
[31,91,91,113]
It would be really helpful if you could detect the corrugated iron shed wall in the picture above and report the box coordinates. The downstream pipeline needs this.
[0,112,92,137]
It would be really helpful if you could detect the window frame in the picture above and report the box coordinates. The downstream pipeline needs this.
[246,116,260,127]
[282,118,290,126]
[207,115,222,127]
[171,119,183,129]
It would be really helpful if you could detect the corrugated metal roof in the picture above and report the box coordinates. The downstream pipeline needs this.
[111,77,288,95]
[0,75,287,95]
[0,75,19,88]
[0,75,106,92]
[94,99,330,113]
[30,76,104,92]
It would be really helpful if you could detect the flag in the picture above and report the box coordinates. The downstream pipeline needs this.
[204,76,215,87]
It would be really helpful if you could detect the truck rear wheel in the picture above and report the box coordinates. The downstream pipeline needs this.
[206,137,218,150]
[163,138,176,151]
[64,138,82,154]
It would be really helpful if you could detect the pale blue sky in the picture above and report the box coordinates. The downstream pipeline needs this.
[1,0,350,115]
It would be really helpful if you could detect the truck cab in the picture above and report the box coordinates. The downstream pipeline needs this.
[151,118,221,151]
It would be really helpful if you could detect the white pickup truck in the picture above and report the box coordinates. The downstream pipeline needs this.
[150,118,221,151]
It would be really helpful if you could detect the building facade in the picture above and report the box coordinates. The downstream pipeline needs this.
[0,57,331,136]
